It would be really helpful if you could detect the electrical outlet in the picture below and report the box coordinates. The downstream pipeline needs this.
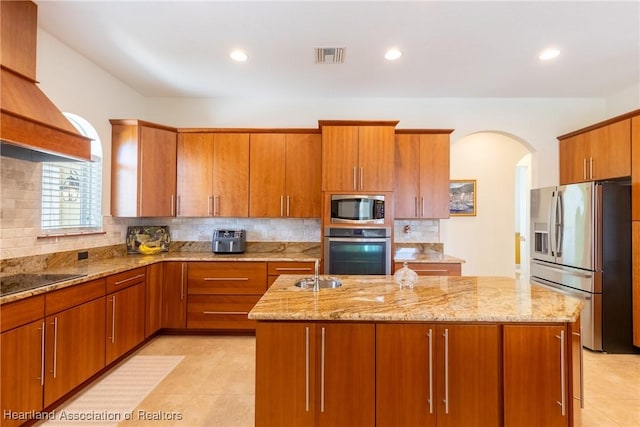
[77,251,89,260]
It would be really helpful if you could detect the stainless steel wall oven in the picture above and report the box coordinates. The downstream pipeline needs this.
[324,227,391,275]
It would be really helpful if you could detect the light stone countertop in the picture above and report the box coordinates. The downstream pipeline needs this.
[0,251,319,304]
[248,275,583,323]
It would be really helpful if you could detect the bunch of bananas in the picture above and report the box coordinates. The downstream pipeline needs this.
[138,242,163,255]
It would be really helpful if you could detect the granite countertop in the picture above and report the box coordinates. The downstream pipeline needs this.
[248,275,583,323]
[0,250,320,304]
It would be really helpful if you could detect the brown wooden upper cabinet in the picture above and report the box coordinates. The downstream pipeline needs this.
[249,132,321,218]
[559,118,631,184]
[177,132,249,217]
[320,121,398,192]
[110,120,177,217]
[395,131,452,219]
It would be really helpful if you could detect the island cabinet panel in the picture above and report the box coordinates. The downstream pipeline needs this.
[503,325,570,427]
[395,133,451,219]
[255,322,375,427]
[0,320,44,427]
[187,262,267,330]
[377,323,502,427]
[634,222,640,347]
[633,116,640,221]
[321,124,395,192]
[162,261,188,329]
[559,119,631,184]
[44,297,106,407]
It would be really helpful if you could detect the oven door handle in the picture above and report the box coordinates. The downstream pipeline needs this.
[326,237,390,243]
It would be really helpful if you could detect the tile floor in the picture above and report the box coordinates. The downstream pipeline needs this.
[55,335,640,427]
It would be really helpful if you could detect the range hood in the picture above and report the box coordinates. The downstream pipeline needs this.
[0,1,91,162]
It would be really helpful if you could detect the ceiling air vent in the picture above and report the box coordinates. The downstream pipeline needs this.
[315,47,345,64]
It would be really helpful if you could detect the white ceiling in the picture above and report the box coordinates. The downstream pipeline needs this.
[35,1,640,99]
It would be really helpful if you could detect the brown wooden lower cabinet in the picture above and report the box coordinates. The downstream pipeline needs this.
[187,295,262,329]
[393,262,461,276]
[503,324,572,427]
[44,297,106,407]
[0,319,44,427]
[633,221,640,347]
[106,282,146,365]
[255,322,375,427]
[162,261,187,328]
[145,263,164,337]
[376,323,501,427]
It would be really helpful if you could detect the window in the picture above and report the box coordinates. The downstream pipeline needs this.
[41,113,103,231]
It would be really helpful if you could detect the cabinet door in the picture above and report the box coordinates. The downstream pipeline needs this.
[255,322,316,427]
[322,126,359,191]
[358,126,395,192]
[250,133,286,217]
[394,134,421,218]
[44,298,106,406]
[633,221,640,347]
[420,134,451,218]
[0,320,44,427]
[146,263,164,336]
[559,133,589,185]
[138,126,177,217]
[106,282,146,364]
[177,133,214,216]
[632,116,640,221]
[162,261,187,329]
[376,324,436,427]
[504,324,569,427]
[590,119,631,181]
[188,262,267,295]
[436,324,501,427]
[285,133,321,218]
[318,323,375,427]
[213,133,250,217]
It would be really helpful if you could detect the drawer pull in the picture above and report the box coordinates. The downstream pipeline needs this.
[202,311,249,315]
[114,273,145,286]
[275,268,312,272]
[203,277,249,281]
[414,269,449,273]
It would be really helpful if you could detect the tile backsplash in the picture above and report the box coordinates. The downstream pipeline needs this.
[1,156,440,261]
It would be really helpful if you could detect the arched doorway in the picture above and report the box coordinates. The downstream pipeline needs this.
[440,131,533,277]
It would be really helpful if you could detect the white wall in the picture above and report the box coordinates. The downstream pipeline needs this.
[440,133,530,277]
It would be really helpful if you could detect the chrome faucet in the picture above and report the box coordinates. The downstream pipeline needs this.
[313,259,320,292]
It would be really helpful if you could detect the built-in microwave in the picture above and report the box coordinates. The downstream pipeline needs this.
[330,195,385,224]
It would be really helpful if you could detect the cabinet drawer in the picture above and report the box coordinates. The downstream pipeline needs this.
[106,267,146,294]
[0,295,44,332]
[267,261,316,276]
[187,295,261,329]
[188,262,267,295]
[394,262,461,276]
[46,278,106,316]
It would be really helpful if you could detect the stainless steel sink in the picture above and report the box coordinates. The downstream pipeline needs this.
[294,277,343,289]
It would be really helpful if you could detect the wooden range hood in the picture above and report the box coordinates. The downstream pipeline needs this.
[0,1,91,162]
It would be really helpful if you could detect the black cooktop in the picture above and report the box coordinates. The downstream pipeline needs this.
[0,273,87,297]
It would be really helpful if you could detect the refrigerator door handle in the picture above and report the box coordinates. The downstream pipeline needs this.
[555,190,564,257]
[549,191,557,257]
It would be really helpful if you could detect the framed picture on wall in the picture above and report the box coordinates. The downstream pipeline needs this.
[449,180,477,216]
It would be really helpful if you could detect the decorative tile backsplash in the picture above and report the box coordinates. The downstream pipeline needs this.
[1,156,441,262]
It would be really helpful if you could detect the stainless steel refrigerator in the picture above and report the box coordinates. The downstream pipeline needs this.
[530,181,635,353]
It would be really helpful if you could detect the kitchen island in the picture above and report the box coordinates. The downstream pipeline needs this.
[249,275,583,427]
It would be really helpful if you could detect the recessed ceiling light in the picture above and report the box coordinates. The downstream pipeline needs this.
[230,49,248,62]
[538,48,560,61]
[384,48,402,61]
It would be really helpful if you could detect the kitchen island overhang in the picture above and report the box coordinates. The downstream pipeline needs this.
[250,275,583,427]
